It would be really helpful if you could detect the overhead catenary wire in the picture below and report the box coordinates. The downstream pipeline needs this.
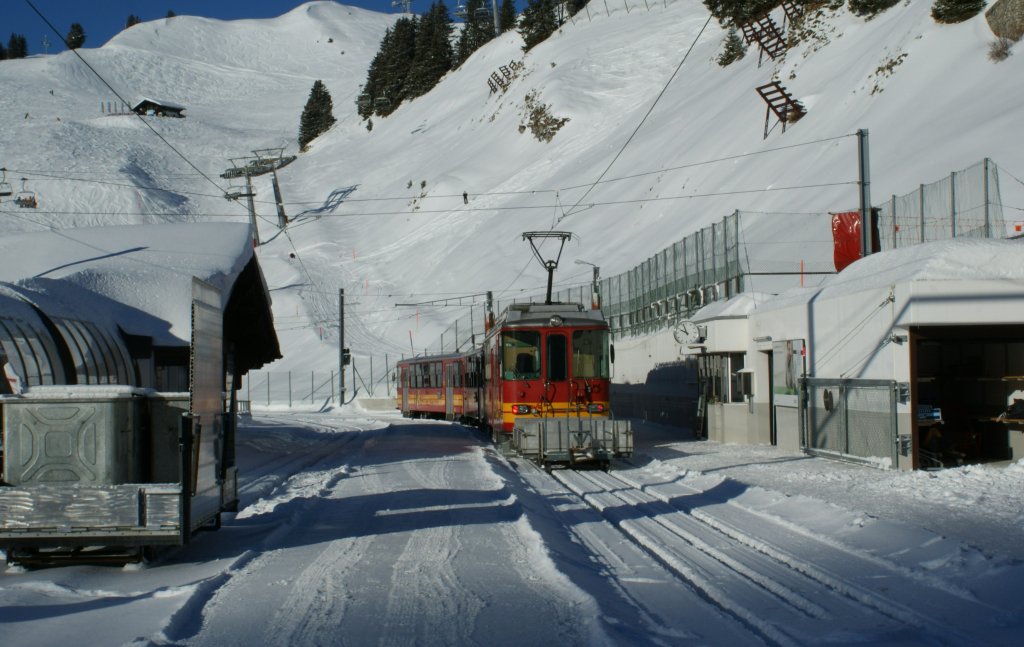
[0,179,859,220]
[7,131,857,212]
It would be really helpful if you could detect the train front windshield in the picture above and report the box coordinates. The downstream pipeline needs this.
[572,329,610,379]
[503,330,541,379]
[502,328,609,380]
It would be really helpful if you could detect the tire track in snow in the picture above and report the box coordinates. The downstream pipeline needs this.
[379,453,482,647]
[556,466,983,646]
[606,468,995,644]
[555,469,805,647]
[162,425,370,644]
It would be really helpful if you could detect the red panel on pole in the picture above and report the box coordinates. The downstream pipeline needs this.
[832,211,862,272]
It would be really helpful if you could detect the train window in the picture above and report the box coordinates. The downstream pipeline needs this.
[503,330,540,379]
[572,329,610,379]
[547,334,568,381]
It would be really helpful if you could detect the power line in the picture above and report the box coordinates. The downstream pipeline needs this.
[560,12,714,222]
[556,133,857,192]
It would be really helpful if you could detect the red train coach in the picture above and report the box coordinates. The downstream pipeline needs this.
[395,351,483,423]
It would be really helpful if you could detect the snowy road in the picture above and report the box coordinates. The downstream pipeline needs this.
[1,411,1021,646]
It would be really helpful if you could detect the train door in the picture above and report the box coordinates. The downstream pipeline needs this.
[445,361,456,420]
[401,366,409,414]
[547,333,568,412]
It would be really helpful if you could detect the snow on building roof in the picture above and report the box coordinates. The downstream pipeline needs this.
[754,239,1024,313]
[0,222,255,345]
[132,97,186,111]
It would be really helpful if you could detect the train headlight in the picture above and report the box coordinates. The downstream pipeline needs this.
[549,315,563,327]
[588,404,606,414]
[511,405,531,415]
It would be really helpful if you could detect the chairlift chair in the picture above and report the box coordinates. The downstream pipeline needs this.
[15,178,37,208]
[474,6,492,21]
[357,94,371,111]
[374,96,392,111]
[225,178,249,201]
[0,168,12,197]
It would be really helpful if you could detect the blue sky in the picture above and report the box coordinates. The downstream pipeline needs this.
[5,1,417,55]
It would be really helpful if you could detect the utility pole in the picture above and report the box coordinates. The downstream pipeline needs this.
[271,168,287,228]
[245,173,257,245]
[857,128,872,258]
[339,288,346,404]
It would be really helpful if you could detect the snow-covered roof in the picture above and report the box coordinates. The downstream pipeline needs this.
[691,292,776,323]
[0,222,256,345]
[754,239,1024,313]
[132,97,186,111]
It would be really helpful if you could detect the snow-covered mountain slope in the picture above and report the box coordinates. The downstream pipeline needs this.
[0,1,1021,373]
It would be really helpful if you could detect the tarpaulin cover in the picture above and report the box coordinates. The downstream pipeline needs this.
[832,211,862,272]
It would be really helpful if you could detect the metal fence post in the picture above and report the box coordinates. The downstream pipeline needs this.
[983,158,991,237]
[891,194,897,249]
[920,184,925,243]
[950,170,957,238]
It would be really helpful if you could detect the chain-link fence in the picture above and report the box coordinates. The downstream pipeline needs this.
[802,378,899,468]
[241,363,394,407]
[876,159,1004,249]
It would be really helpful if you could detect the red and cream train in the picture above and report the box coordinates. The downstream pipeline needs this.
[395,300,631,468]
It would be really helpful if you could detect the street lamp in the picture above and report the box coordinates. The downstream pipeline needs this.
[575,259,601,310]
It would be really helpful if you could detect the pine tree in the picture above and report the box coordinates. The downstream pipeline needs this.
[7,33,28,58]
[499,0,517,33]
[519,0,558,52]
[703,0,778,26]
[566,0,588,17]
[717,27,746,66]
[847,0,900,17]
[298,80,337,150]
[126,15,142,29]
[407,2,454,99]
[931,0,987,24]
[0,42,6,60]
[167,10,176,18]
[65,23,86,49]
[456,0,496,65]
[377,16,418,115]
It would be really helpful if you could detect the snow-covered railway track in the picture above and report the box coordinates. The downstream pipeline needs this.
[554,467,983,646]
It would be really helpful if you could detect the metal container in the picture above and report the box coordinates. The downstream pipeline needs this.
[147,392,189,483]
[2,386,143,486]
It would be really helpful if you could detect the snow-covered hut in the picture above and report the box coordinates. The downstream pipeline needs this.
[132,97,186,118]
